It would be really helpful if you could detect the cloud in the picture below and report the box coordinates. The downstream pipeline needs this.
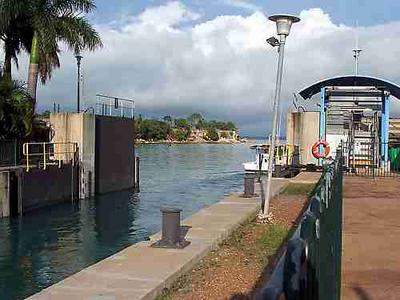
[221,0,261,12]
[6,3,400,135]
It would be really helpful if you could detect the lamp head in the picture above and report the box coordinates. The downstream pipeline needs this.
[268,14,300,36]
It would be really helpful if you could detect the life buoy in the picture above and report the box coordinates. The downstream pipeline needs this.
[312,140,330,159]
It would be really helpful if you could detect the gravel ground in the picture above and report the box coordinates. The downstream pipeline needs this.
[157,187,311,300]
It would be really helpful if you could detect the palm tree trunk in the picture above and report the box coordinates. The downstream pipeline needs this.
[27,31,39,105]
[3,39,13,81]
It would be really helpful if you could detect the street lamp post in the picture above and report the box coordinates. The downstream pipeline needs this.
[75,53,83,113]
[259,14,300,220]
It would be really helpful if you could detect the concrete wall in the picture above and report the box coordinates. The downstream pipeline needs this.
[20,165,78,213]
[0,172,9,217]
[95,116,135,194]
[50,113,95,199]
[286,112,319,165]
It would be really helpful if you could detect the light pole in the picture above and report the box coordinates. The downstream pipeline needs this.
[259,14,300,221]
[75,53,83,113]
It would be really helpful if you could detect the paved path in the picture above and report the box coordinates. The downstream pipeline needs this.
[28,179,288,300]
[342,177,400,300]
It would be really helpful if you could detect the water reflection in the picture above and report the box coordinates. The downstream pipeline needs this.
[0,143,252,299]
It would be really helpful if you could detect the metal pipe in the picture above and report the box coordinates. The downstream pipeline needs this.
[261,35,286,217]
[76,54,83,113]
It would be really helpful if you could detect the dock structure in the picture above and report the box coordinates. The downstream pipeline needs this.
[27,179,288,300]
[293,76,400,175]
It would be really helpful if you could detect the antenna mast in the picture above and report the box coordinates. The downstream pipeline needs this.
[352,21,362,76]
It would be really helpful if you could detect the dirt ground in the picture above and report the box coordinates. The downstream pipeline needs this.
[158,185,312,300]
[342,177,400,300]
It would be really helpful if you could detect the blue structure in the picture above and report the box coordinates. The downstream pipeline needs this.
[381,93,390,162]
[299,75,400,169]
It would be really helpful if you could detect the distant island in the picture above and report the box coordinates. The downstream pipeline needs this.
[135,113,244,144]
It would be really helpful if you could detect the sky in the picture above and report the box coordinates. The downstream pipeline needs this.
[5,0,400,136]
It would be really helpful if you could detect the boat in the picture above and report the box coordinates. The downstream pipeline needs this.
[243,145,270,173]
[243,144,295,174]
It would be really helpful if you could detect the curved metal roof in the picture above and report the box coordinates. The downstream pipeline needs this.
[298,75,400,100]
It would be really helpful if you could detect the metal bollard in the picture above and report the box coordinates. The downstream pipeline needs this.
[243,174,255,197]
[151,208,190,249]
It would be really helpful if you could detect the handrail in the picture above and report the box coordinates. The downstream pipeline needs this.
[257,151,343,300]
[22,142,78,172]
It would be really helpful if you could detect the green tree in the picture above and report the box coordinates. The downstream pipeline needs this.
[0,76,34,140]
[139,119,171,141]
[0,0,102,104]
[174,128,189,141]
[163,115,173,125]
[174,118,191,130]
[206,127,219,141]
[0,0,33,81]
[25,0,102,103]
[187,113,204,129]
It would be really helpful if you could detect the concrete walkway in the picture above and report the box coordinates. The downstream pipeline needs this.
[342,177,400,300]
[28,179,288,300]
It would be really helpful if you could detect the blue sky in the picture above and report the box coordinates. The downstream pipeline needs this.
[93,0,400,27]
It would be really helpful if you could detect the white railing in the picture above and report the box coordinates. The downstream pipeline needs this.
[23,142,78,172]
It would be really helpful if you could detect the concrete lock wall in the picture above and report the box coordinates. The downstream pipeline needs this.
[20,165,78,213]
[95,116,135,194]
[0,171,10,217]
[50,113,95,199]
[286,112,319,165]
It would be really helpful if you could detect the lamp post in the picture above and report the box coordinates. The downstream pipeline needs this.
[260,14,300,220]
[75,53,83,113]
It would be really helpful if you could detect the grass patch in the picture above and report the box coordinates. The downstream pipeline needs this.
[257,224,288,264]
[281,183,316,196]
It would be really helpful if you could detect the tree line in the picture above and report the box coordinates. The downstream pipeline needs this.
[135,113,238,142]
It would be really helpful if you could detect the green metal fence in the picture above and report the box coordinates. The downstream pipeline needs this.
[257,153,343,300]
[0,140,21,167]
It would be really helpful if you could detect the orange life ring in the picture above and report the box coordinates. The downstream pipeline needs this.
[312,140,330,159]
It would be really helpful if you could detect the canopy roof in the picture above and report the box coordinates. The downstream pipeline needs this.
[298,75,400,100]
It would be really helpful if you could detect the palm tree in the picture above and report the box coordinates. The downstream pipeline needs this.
[0,0,32,81]
[0,74,34,140]
[26,0,102,103]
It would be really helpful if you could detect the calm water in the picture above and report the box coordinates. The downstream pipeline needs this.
[0,143,253,300]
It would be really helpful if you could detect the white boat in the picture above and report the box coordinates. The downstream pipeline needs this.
[243,144,295,173]
[243,145,270,173]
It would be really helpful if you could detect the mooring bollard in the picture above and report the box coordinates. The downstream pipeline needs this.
[244,174,255,197]
[151,208,190,249]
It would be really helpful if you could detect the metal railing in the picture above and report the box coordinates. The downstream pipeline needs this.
[342,141,400,177]
[22,142,78,172]
[95,94,135,118]
[0,140,21,167]
[257,152,343,300]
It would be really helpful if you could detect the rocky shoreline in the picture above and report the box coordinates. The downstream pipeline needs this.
[135,138,249,145]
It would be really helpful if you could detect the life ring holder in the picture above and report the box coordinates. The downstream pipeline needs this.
[312,140,330,159]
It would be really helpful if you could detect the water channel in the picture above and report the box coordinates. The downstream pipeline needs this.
[0,143,253,299]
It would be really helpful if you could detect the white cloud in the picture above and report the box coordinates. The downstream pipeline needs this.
[6,2,400,135]
[137,1,201,30]
[221,0,261,12]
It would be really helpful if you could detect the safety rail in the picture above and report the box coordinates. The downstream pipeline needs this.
[251,144,297,166]
[95,94,135,118]
[22,142,78,172]
[257,152,343,300]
